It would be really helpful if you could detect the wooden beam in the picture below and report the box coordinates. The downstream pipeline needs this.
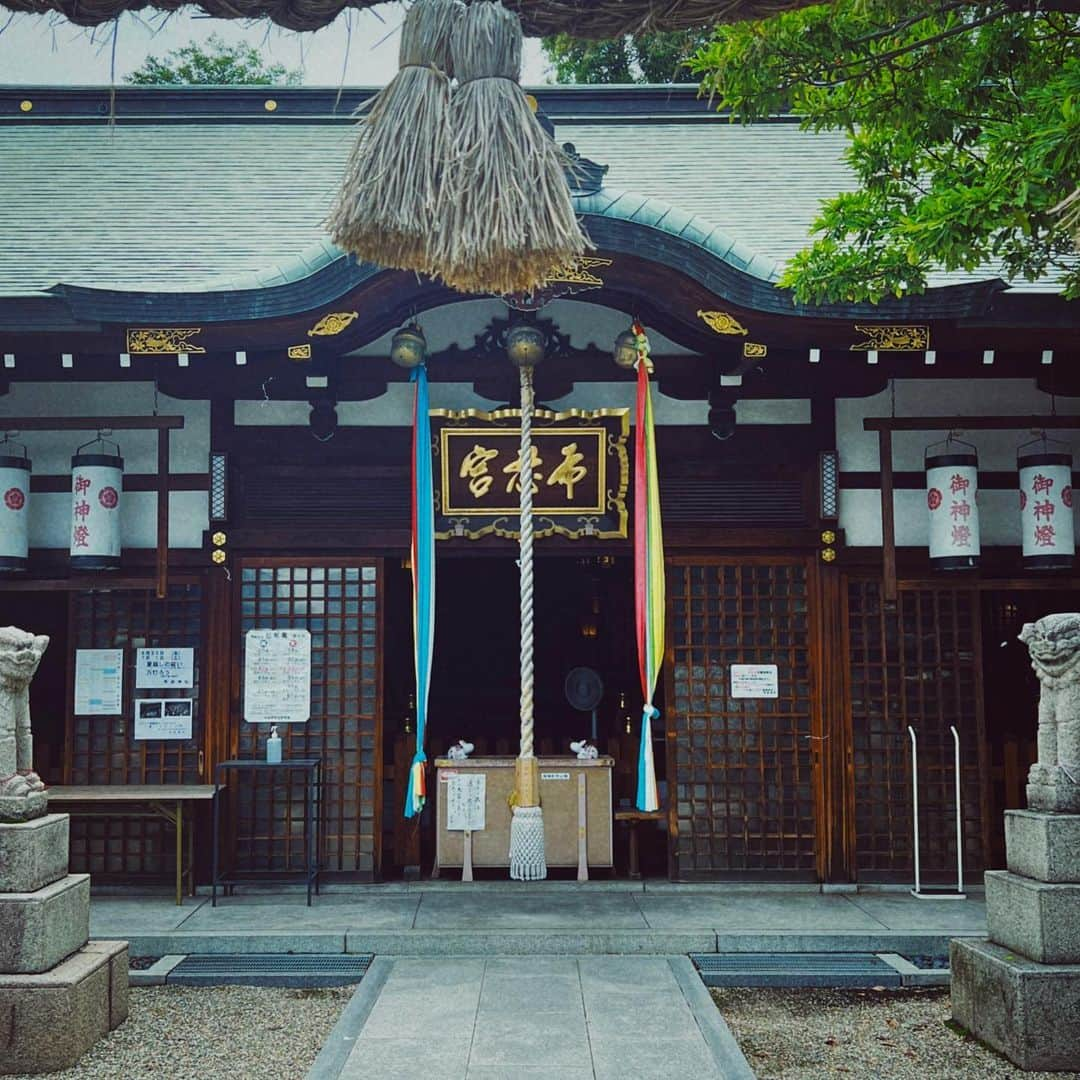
[878,429,897,605]
[156,428,170,599]
[865,415,1080,432]
[0,416,185,430]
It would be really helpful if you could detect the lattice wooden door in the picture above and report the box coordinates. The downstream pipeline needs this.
[235,559,383,877]
[667,558,819,879]
[67,582,204,877]
[846,581,986,880]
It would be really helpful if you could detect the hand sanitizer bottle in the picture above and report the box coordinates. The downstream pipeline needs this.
[267,725,282,764]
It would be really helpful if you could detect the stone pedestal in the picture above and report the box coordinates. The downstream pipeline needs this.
[0,814,128,1075]
[952,810,1080,1071]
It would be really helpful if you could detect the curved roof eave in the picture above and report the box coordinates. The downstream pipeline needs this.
[43,187,1006,325]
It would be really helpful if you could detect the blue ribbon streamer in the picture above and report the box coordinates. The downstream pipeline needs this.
[405,364,435,819]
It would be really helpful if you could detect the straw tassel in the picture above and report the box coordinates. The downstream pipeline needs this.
[327,0,462,274]
[437,0,590,296]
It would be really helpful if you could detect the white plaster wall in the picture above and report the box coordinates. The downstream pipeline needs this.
[838,379,1080,547]
[0,382,209,549]
[236,382,810,427]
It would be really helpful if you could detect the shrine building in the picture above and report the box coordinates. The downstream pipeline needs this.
[0,83,1077,885]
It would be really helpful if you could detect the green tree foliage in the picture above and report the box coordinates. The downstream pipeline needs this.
[125,33,302,86]
[688,2,1080,303]
[542,30,708,84]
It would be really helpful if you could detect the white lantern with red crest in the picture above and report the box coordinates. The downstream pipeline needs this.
[926,435,980,570]
[1018,434,1074,570]
[0,434,30,572]
[70,433,123,570]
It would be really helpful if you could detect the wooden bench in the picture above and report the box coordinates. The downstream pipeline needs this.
[48,785,217,906]
[614,808,667,879]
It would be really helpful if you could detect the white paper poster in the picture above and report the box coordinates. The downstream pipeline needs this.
[447,774,486,832]
[136,647,195,689]
[731,664,779,699]
[74,648,124,715]
[134,698,193,741]
[244,628,311,724]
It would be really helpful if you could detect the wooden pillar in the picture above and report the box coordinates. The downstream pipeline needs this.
[156,428,171,599]
[878,429,897,606]
[813,558,855,883]
[202,565,234,775]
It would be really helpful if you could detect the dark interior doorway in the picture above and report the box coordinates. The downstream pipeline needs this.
[1,592,68,784]
[382,553,667,877]
[982,587,1080,866]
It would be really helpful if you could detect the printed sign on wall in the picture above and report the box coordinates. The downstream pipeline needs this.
[730,664,779,699]
[136,647,195,689]
[74,648,124,715]
[243,629,311,724]
[446,773,486,832]
[134,698,194,741]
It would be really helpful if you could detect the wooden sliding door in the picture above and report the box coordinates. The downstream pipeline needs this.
[667,557,820,880]
[234,558,384,878]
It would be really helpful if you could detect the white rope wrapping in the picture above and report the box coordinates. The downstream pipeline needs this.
[509,362,546,881]
[519,362,535,760]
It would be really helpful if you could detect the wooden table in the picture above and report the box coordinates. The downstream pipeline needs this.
[614,808,667,879]
[48,785,217,905]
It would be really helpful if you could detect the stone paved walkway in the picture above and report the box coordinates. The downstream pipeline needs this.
[91,882,987,957]
[321,956,753,1080]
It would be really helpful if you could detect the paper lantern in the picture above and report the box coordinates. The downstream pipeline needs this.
[926,439,980,570]
[70,438,123,570]
[0,440,30,572]
[1018,437,1074,570]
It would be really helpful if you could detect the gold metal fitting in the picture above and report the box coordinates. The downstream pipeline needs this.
[821,530,836,544]
[19,100,32,113]
[211,549,227,565]
[264,99,278,112]
[821,548,837,563]
[211,531,227,547]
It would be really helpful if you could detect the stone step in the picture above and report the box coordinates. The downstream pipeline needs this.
[985,869,1080,965]
[1006,809,1080,884]
[0,872,89,974]
[0,813,69,893]
[0,940,128,1076]
[951,937,1080,1072]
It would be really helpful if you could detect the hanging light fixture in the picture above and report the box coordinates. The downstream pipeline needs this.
[1017,432,1074,570]
[925,433,980,570]
[390,322,428,369]
[0,433,30,573]
[70,432,123,571]
[613,327,639,370]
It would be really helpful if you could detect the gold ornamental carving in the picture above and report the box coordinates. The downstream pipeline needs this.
[850,325,930,351]
[308,312,359,337]
[288,344,313,360]
[697,310,748,336]
[126,328,205,356]
[743,342,768,359]
[545,257,614,288]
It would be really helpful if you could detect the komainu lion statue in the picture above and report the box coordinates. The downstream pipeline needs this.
[0,626,49,821]
[1020,612,1080,812]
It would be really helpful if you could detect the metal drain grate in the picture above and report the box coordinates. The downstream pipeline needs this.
[691,953,902,989]
[168,954,372,988]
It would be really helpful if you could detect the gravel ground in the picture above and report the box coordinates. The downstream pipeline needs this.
[712,987,1080,1079]
[7,985,355,1080]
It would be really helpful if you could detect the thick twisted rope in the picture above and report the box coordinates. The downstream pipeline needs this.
[519,363,535,760]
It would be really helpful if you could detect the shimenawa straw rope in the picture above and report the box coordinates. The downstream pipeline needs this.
[327,0,462,275]
[436,0,591,297]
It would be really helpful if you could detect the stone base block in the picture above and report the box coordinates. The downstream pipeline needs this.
[0,939,128,1076]
[0,873,89,973]
[951,937,1080,1072]
[1027,782,1080,814]
[1006,810,1080,883]
[985,869,1080,964]
[0,790,48,824]
[0,814,69,893]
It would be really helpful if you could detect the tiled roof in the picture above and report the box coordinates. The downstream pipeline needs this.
[0,87,1057,298]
